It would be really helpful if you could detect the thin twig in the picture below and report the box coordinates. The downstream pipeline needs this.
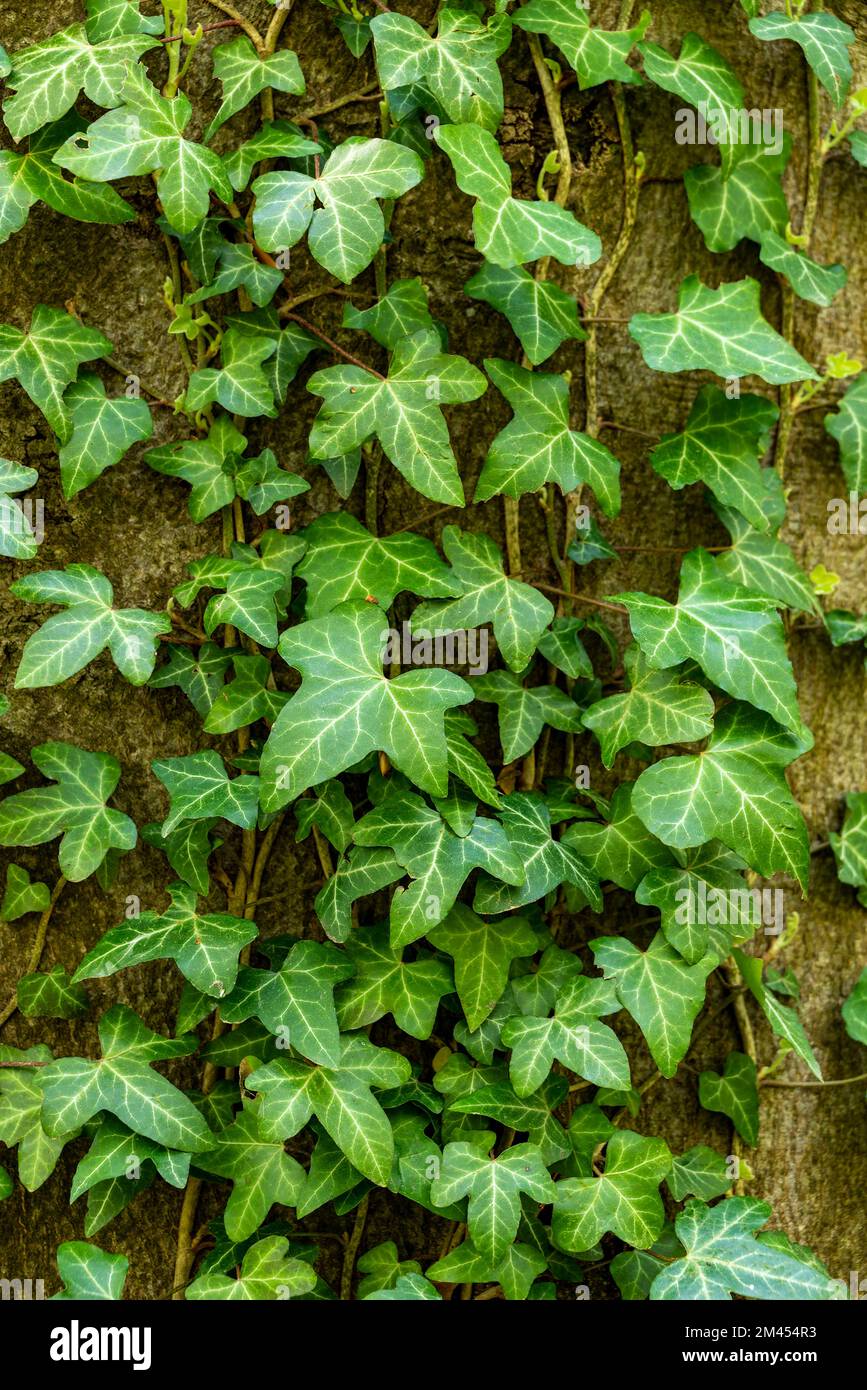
[0,877,67,1029]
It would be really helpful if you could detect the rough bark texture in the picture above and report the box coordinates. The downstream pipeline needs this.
[0,0,865,1299]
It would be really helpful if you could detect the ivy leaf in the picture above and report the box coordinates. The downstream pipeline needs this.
[74,881,257,999]
[431,1142,555,1261]
[54,64,234,235]
[537,617,593,679]
[370,8,511,131]
[448,1076,570,1165]
[220,940,353,1065]
[553,1131,671,1251]
[427,1238,547,1301]
[57,373,152,499]
[501,977,631,1096]
[514,2,649,90]
[749,12,854,106]
[185,242,283,309]
[472,669,584,763]
[186,329,278,418]
[364,1273,440,1301]
[145,416,246,522]
[445,709,503,809]
[223,120,321,191]
[314,846,404,943]
[591,931,715,1077]
[40,1005,213,1151]
[1,863,50,921]
[260,602,473,808]
[195,1104,305,1241]
[252,138,423,283]
[0,1045,79,1190]
[698,1051,759,1145]
[413,526,554,671]
[650,1197,840,1300]
[613,548,803,733]
[842,968,867,1044]
[582,646,714,769]
[466,263,585,365]
[668,1145,734,1202]
[427,904,537,1031]
[825,373,867,496]
[356,1241,422,1298]
[0,305,112,443]
[649,387,782,532]
[640,32,744,110]
[0,742,136,881]
[11,564,169,688]
[224,308,319,406]
[0,115,135,246]
[561,784,675,892]
[205,569,285,647]
[342,278,441,350]
[0,459,39,560]
[435,123,601,270]
[1,26,159,140]
[629,276,818,385]
[308,330,485,505]
[475,792,602,914]
[477,360,620,514]
[52,1241,128,1301]
[831,792,867,905]
[354,791,525,946]
[710,499,819,615]
[685,135,791,253]
[631,702,812,889]
[205,36,305,140]
[295,780,355,854]
[70,1114,189,1204]
[153,750,260,835]
[758,230,847,308]
[187,1235,316,1301]
[247,1035,412,1184]
[335,923,453,1040]
[204,653,288,735]
[18,965,88,1019]
[84,0,165,42]
[296,511,460,617]
[733,949,821,1079]
[148,641,232,718]
[636,841,751,965]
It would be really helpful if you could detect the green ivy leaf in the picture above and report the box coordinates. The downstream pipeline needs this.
[758,230,847,308]
[685,135,791,253]
[629,276,818,385]
[514,2,650,90]
[431,1141,555,1261]
[54,64,234,235]
[70,1113,189,1204]
[831,792,867,906]
[640,32,743,109]
[750,12,854,106]
[296,511,460,617]
[445,709,503,809]
[698,1051,759,1145]
[314,846,404,943]
[591,931,715,1077]
[252,138,423,283]
[0,742,136,881]
[58,373,152,499]
[148,641,232,718]
[18,965,88,1019]
[710,499,819,615]
[220,940,353,1065]
[51,1240,128,1300]
[186,329,278,418]
[0,114,135,245]
[733,949,821,1079]
[204,653,288,735]
[363,1272,440,1300]
[11,564,169,688]
[0,458,39,560]
[636,841,751,965]
[466,263,585,366]
[153,749,260,834]
[501,977,631,1096]
[434,123,602,268]
[472,668,584,764]
[308,330,485,505]
[842,968,867,1044]
[448,1076,570,1165]
[563,784,675,891]
[825,373,867,496]
[187,1234,317,1300]
[371,8,511,131]
[476,791,601,913]
[342,278,441,350]
[1,863,51,921]
[195,1104,305,1240]
[613,548,803,733]
[260,602,472,808]
[426,1237,547,1301]
[0,304,112,443]
[185,242,284,309]
[552,1131,672,1250]
[668,1144,734,1201]
[582,646,714,769]
[427,904,537,1031]
[223,120,321,191]
[84,0,164,42]
[477,359,620,514]
[336,923,453,1040]
[295,780,355,854]
[631,702,811,889]
[41,1005,214,1151]
[0,1044,79,1190]
[205,36,305,140]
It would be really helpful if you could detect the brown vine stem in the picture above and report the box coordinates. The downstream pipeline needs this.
[761,1072,867,1088]
[283,310,386,379]
[299,87,382,121]
[0,876,67,1029]
[204,0,263,51]
[341,1193,369,1299]
[533,580,626,613]
[721,957,757,1195]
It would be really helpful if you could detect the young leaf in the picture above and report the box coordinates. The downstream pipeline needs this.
[698,1051,759,1145]
[57,374,152,498]
[335,923,453,1040]
[501,977,631,1096]
[1,864,51,921]
[427,904,537,1032]
[430,1142,556,1261]
[70,1114,189,1203]
[435,123,602,269]
[184,242,284,309]
[0,115,135,245]
[0,742,136,881]
[758,230,847,308]
[186,1235,316,1301]
[514,2,650,90]
[477,360,620,514]
[18,965,88,1019]
[552,1131,672,1250]
[205,36,305,140]
[613,548,803,733]
[308,330,486,505]
[195,1104,306,1241]
[186,329,278,418]
[0,305,112,443]
[685,135,791,253]
[153,749,260,834]
[252,138,423,283]
[260,602,473,808]
[749,12,854,106]
[629,276,818,385]
[0,1044,78,1190]
[465,263,586,366]
[0,459,40,560]
[472,669,584,764]
[475,791,601,913]
[370,8,511,131]
[11,564,169,688]
[582,646,714,769]
[640,32,744,110]
[52,1240,128,1301]
[825,373,867,496]
[84,0,164,42]
[219,940,353,1065]
[296,511,460,617]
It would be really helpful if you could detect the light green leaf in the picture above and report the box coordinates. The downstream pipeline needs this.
[70,1113,189,1202]
[0,742,136,881]
[734,949,821,1079]
[0,1044,79,1190]
[296,511,460,617]
[342,278,440,350]
[759,230,847,307]
[472,669,584,763]
[825,373,867,496]
[685,135,790,253]
[0,458,39,560]
[432,1141,555,1260]
[336,923,453,1040]
[750,12,854,106]
[629,275,818,385]
[426,1238,547,1301]
[314,846,404,943]
[52,1241,128,1300]
[710,499,819,615]
[185,242,284,308]
[475,791,601,913]
[148,641,232,718]
[58,373,152,499]
[260,601,472,808]
[501,977,631,1096]
[445,709,503,809]
[582,645,714,769]
[204,652,289,735]
[668,1145,733,1201]
[84,0,164,42]
[562,783,676,891]
[2,26,158,140]
[448,1076,570,1164]
[153,749,259,835]
[206,36,305,140]
[195,1104,305,1240]
[186,329,278,418]
[187,1235,316,1300]
[636,840,751,965]
[427,904,537,1031]
[842,967,867,1044]
[18,965,88,1019]
[1,863,50,921]
[640,32,743,110]
[552,1130,671,1250]
[831,792,867,906]
[223,120,321,191]
[698,1051,759,1145]
[0,304,112,443]
[371,8,511,130]
[435,122,601,268]
[220,939,353,1065]
[514,1,649,90]
[11,563,169,688]
[466,263,585,365]
[308,330,485,505]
